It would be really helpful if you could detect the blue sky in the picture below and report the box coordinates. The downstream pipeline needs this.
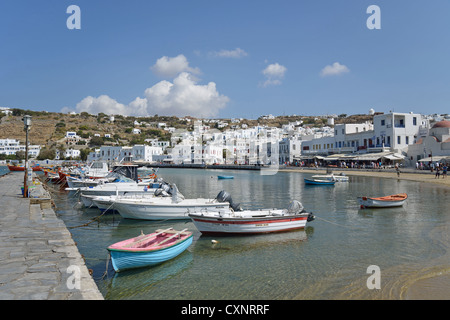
[1,1,450,119]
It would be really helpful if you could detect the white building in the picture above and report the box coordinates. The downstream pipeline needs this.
[279,137,303,164]
[131,145,163,162]
[372,112,425,153]
[407,120,450,165]
[87,145,163,162]
[0,107,12,116]
[64,148,81,159]
[300,112,424,158]
[0,138,41,157]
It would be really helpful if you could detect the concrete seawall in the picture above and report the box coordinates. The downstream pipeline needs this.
[0,171,103,300]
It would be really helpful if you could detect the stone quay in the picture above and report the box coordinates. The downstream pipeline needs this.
[0,171,103,300]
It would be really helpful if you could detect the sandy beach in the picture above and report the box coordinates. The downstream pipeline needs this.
[280,167,450,188]
[280,166,450,300]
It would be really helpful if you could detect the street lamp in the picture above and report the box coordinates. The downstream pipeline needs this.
[22,115,32,198]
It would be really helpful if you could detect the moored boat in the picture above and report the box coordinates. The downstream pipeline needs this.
[311,174,349,182]
[189,200,315,235]
[7,164,42,171]
[112,194,230,220]
[77,182,161,207]
[304,178,335,185]
[218,175,234,179]
[357,193,407,208]
[107,228,193,272]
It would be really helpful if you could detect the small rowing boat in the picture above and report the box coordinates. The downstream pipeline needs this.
[304,178,335,185]
[357,193,407,208]
[218,175,234,179]
[107,228,193,272]
[7,165,42,172]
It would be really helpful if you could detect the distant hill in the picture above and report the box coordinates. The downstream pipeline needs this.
[0,108,376,148]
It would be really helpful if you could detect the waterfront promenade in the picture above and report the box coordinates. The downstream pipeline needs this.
[0,172,103,300]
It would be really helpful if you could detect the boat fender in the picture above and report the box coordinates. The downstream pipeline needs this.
[307,213,315,222]
[362,197,367,201]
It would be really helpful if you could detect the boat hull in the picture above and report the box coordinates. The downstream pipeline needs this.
[77,183,157,207]
[108,236,193,272]
[357,193,407,208]
[113,200,230,220]
[189,212,312,235]
[304,178,335,185]
[311,175,349,182]
[7,165,42,172]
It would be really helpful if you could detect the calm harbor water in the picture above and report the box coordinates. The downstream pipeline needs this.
[48,168,450,300]
[0,165,9,177]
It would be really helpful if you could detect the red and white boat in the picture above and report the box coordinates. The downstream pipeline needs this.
[357,193,407,208]
[188,200,315,235]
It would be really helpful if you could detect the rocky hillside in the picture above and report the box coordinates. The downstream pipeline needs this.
[0,109,376,148]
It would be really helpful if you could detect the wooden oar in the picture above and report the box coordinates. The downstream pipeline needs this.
[123,227,174,248]
[149,228,188,248]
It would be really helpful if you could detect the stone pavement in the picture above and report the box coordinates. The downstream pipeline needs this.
[0,172,103,300]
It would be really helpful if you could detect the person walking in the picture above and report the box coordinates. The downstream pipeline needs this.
[435,166,440,179]
[442,165,447,179]
[395,164,400,178]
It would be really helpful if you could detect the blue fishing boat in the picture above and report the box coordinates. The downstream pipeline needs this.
[107,228,193,272]
[304,178,336,186]
[218,175,234,179]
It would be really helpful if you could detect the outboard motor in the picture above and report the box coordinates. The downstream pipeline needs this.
[231,202,243,212]
[216,190,233,203]
[216,190,243,211]
[287,200,305,214]
[307,213,315,222]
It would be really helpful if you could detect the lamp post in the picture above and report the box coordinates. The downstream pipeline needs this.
[23,115,32,198]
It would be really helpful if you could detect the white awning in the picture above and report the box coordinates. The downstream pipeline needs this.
[418,156,447,162]
[353,152,391,161]
[383,154,405,161]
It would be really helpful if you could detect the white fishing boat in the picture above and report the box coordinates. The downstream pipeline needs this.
[189,200,315,235]
[66,176,110,188]
[311,173,349,182]
[90,193,157,211]
[77,181,162,207]
[112,186,232,220]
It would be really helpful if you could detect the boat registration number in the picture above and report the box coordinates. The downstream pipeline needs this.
[255,223,268,227]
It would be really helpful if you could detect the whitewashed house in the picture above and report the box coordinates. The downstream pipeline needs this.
[407,120,450,165]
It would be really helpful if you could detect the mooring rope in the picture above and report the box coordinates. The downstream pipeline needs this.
[68,202,115,229]
[313,215,365,230]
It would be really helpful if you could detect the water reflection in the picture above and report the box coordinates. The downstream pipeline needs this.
[49,168,450,299]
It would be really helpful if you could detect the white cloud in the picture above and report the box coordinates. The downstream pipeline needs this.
[211,48,248,58]
[69,56,229,118]
[320,62,350,77]
[260,62,287,87]
[144,72,229,117]
[75,95,128,115]
[150,54,200,78]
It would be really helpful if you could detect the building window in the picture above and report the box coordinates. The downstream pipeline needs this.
[381,120,385,126]
[413,117,417,125]
[406,136,409,144]
[397,136,401,144]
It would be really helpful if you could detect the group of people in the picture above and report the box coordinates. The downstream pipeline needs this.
[434,163,448,179]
